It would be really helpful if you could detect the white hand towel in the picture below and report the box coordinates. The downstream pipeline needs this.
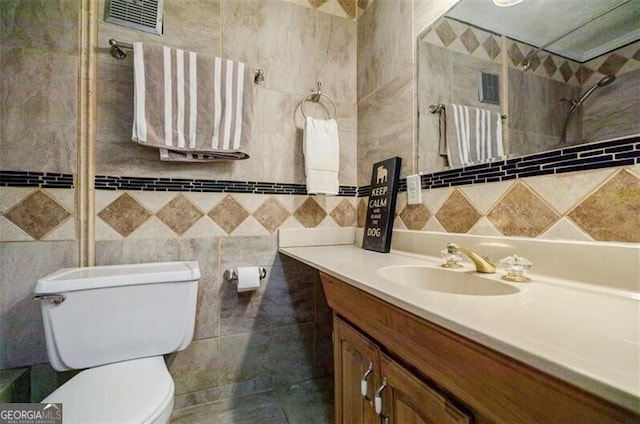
[303,117,340,195]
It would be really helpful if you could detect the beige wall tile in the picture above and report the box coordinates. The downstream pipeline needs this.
[487,181,560,237]
[167,337,220,395]
[541,218,593,242]
[0,217,32,242]
[315,11,357,103]
[0,241,78,369]
[524,168,616,214]
[0,50,78,173]
[357,67,414,185]
[568,170,640,242]
[4,191,72,241]
[435,189,481,233]
[0,0,78,51]
[223,0,315,96]
[357,0,412,99]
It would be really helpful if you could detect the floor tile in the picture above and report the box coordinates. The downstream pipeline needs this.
[277,378,334,424]
[170,390,287,424]
[170,377,334,424]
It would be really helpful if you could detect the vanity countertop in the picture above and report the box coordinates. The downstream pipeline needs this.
[279,242,640,413]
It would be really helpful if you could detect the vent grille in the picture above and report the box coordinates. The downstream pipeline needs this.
[104,0,164,35]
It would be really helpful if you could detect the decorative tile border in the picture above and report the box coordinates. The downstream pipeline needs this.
[0,171,74,188]
[419,136,639,189]
[3,137,637,198]
[95,175,357,197]
[358,135,639,196]
[1,172,356,197]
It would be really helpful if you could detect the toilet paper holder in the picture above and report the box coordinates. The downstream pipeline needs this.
[223,267,267,282]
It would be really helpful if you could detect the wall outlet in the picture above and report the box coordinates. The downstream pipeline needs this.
[406,174,422,205]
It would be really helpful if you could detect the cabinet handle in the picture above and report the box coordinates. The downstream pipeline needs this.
[374,377,388,415]
[361,361,374,399]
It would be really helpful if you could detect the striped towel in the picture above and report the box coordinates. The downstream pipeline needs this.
[132,42,254,161]
[443,104,504,168]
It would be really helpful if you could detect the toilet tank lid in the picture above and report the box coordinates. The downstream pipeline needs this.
[34,261,201,293]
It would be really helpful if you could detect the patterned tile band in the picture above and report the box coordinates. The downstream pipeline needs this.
[360,135,639,196]
[95,176,357,197]
[2,136,637,195]
[0,171,75,188]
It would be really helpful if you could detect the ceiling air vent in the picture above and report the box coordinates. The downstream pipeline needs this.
[104,0,164,35]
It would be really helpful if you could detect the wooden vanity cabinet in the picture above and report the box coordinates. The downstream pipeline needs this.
[333,315,379,424]
[322,272,639,424]
[335,315,471,424]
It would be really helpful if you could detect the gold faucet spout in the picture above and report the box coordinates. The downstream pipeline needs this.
[448,243,496,273]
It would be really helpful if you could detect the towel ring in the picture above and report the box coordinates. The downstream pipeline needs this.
[301,82,338,120]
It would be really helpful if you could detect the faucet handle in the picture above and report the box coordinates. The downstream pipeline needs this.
[499,254,532,282]
[482,254,495,267]
[441,244,463,269]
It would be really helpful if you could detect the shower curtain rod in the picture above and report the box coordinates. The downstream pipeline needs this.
[108,39,265,85]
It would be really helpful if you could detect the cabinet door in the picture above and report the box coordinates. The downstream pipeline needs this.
[334,316,379,424]
[376,353,471,424]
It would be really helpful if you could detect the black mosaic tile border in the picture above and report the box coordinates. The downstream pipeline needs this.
[357,136,640,196]
[0,171,74,188]
[3,137,636,197]
[95,175,357,197]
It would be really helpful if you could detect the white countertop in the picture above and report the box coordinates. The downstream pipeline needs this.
[279,237,640,413]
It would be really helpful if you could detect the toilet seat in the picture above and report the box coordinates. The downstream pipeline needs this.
[42,356,174,424]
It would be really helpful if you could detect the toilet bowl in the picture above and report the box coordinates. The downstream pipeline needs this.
[34,261,200,424]
[43,357,173,424]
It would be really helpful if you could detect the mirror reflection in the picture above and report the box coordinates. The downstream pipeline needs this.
[417,0,640,174]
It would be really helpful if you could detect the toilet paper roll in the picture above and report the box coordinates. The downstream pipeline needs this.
[236,266,261,293]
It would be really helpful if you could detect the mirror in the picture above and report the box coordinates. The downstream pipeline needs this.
[417,0,640,173]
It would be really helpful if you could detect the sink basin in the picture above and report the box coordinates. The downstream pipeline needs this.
[377,265,520,296]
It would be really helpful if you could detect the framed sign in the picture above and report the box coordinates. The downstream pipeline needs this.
[362,157,402,253]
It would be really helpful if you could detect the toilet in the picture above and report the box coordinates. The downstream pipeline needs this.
[33,261,200,424]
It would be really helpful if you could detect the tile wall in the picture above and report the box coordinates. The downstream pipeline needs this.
[1,0,357,407]
[0,0,80,371]
[95,0,356,405]
[357,0,640,244]
[1,0,639,408]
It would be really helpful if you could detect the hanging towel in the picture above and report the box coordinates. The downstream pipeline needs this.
[132,42,254,161]
[303,117,340,195]
[443,104,504,168]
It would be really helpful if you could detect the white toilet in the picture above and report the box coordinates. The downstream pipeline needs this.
[33,261,200,424]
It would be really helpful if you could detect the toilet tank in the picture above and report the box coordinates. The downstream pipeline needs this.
[34,261,200,371]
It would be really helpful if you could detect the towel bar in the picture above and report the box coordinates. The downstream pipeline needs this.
[429,103,507,120]
[301,81,338,120]
[108,39,265,85]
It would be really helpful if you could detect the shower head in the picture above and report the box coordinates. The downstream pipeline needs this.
[560,74,616,144]
[596,74,616,87]
[575,75,616,108]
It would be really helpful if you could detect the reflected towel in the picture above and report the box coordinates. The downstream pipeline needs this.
[303,117,340,195]
[132,42,254,161]
[443,104,504,168]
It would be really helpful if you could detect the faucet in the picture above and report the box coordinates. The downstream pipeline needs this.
[446,243,496,273]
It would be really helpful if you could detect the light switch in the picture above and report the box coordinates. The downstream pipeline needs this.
[407,174,422,205]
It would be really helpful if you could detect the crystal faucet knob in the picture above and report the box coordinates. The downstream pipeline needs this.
[499,254,533,282]
[441,245,463,269]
